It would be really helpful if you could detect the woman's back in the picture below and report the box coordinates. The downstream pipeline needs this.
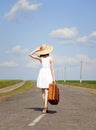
[41,57,51,68]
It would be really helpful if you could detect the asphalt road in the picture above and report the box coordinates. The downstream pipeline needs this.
[0,84,96,130]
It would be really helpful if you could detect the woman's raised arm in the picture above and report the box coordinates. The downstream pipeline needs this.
[29,48,41,61]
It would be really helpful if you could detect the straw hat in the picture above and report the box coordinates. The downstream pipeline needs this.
[36,44,53,55]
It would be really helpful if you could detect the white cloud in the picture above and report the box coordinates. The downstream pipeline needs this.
[0,61,19,67]
[6,45,29,54]
[76,31,96,46]
[76,36,88,43]
[49,26,96,46]
[4,0,43,20]
[90,32,96,37]
[49,27,78,39]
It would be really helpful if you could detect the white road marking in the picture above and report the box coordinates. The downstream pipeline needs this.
[28,114,45,126]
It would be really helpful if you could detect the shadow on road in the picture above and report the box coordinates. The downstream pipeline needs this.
[25,107,57,114]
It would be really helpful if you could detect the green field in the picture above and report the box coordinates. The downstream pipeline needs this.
[0,80,35,100]
[0,80,23,89]
[57,80,96,89]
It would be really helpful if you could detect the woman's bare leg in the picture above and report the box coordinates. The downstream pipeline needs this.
[42,88,48,113]
[44,89,48,108]
[42,89,45,104]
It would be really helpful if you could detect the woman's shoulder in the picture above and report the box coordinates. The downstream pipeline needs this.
[48,56,53,63]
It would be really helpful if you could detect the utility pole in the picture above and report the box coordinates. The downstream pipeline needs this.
[64,65,66,82]
[80,61,82,83]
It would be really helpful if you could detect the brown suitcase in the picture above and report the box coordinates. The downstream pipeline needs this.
[48,83,59,105]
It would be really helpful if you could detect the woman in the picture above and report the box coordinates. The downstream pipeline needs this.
[29,44,55,114]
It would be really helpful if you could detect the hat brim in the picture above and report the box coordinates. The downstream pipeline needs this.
[36,45,53,55]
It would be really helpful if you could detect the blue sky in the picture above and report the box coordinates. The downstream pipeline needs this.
[0,0,96,80]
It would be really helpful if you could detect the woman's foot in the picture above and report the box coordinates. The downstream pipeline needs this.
[42,107,48,114]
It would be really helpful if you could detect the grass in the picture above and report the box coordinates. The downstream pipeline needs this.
[0,80,35,100]
[57,80,96,89]
[8,80,35,94]
[0,80,23,89]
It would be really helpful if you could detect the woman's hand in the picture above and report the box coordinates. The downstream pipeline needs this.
[52,80,56,84]
[35,47,40,52]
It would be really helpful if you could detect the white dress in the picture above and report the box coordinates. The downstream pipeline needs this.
[37,56,53,88]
